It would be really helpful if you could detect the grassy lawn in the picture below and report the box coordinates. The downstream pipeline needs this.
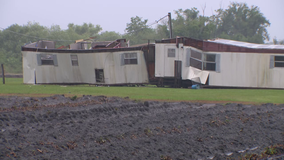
[0,78,284,104]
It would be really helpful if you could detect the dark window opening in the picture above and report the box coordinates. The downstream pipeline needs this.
[41,60,54,65]
[203,62,216,71]
[191,49,202,60]
[275,56,284,67]
[125,59,138,64]
[37,54,58,66]
[72,61,79,66]
[275,56,284,61]
[204,54,216,62]
[95,69,104,83]
[167,48,175,57]
[190,58,202,70]
[41,54,54,65]
[203,54,216,71]
[71,55,79,66]
[275,62,284,67]
[188,49,219,72]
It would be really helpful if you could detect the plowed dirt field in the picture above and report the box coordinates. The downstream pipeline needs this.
[0,95,283,159]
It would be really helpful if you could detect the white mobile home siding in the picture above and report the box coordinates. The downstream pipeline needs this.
[207,52,284,88]
[22,50,148,84]
[155,42,284,88]
[155,43,184,77]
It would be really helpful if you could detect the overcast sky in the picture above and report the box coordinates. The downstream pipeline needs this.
[1,0,283,42]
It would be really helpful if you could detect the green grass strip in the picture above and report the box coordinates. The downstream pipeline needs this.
[0,78,283,104]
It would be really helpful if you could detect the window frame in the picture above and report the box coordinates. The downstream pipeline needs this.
[203,54,217,71]
[187,48,220,72]
[167,48,176,58]
[41,54,54,65]
[37,54,58,66]
[274,56,284,68]
[70,55,79,66]
[121,52,138,65]
[190,57,203,70]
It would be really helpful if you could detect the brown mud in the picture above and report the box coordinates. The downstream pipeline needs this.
[0,95,283,159]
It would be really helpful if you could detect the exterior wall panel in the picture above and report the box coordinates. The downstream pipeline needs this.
[208,52,284,88]
[155,44,184,77]
[155,44,165,77]
[22,50,148,85]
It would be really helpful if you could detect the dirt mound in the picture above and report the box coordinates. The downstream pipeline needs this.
[0,95,283,159]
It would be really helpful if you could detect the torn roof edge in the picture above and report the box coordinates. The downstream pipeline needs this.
[207,38,284,50]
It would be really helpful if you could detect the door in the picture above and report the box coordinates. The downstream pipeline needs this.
[164,46,176,77]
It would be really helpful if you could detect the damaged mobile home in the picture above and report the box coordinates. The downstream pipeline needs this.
[22,39,152,85]
[154,37,284,88]
[22,37,284,89]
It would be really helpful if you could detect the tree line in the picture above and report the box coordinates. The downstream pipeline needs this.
[0,2,281,73]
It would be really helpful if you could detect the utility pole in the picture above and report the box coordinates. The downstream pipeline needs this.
[168,12,173,39]
[1,64,5,84]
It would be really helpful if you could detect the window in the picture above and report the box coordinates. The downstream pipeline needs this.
[186,48,220,72]
[71,55,79,66]
[190,58,203,70]
[122,53,138,65]
[95,69,104,83]
[275,56,284,67]
[41,54,54,65]
[191,49,202,60]
[189,49,203,70]
[203,54,216,71]
[270,55,284,68]
[37,54,58,66]
[167,48,176,57]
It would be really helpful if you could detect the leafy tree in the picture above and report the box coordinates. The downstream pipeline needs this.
[170,8,215,40]
[48,25,70,47]
[0,22,50,73]
[68,23,102,37]
[214,2,270,43]
[0,22,102,73]
[273,38,284,45]
[156,23,170,40]
[124,16,157,45]
[160,3,270,43]
[125,16,149,35]
[96,31,122,41]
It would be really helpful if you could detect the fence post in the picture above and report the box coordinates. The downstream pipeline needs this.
[1,64,5,84]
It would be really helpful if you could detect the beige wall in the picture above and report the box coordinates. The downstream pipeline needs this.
[155,43,184,77]
[22,50,148,84]
[208,52,284,88]
[155,43,284,88]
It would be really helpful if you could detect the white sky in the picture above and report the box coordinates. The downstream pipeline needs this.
[1,0,283,42]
